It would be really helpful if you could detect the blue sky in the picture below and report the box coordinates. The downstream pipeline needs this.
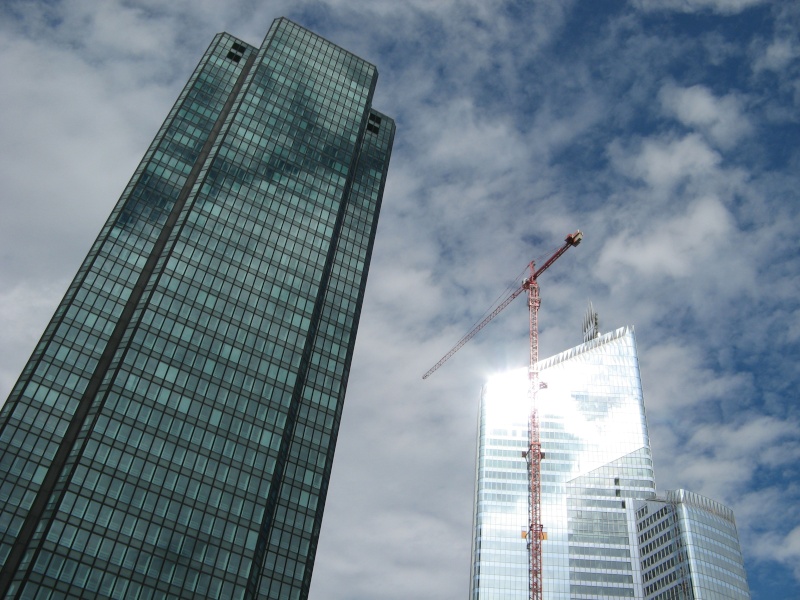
[0,1,798,598]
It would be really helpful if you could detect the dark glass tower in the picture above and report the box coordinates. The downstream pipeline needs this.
[0,17,393,600]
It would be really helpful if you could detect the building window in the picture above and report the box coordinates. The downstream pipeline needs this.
[227,42,246,63]
[367,113,381,134]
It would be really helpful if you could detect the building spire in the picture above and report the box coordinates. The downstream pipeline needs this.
[583,301,600,342]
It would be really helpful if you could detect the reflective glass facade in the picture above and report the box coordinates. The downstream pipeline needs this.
[0,18,393,600]
[636,490,750,600]
[470,327,751,600]
[471,327,655,599]
[470,370,531,597]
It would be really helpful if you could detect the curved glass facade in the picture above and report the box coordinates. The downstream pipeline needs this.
[470,327,654,599]
[539,327,654,600]
[636,490,750,599]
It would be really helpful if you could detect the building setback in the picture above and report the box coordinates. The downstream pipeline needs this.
[469,327,750,599]
[0,17,393,600]
[636,490,750,600]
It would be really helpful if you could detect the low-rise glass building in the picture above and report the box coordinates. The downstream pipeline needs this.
[636,490,750,600]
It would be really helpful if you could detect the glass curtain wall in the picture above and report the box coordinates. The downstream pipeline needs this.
[637,490,750,600]
[470,327,655,599]
[0,18,394,600]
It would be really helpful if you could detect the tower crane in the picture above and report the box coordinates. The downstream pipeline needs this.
[422,230,583,600]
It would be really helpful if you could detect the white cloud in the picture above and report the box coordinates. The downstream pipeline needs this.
[0,282,67,401]
[753,38,799,72]
[653,413,800,575]
[754,526,800,579]
[733,486,800,576]
[659,83,753,148]
[640,340,752,412]
[631,0,766,15]
[689,416,799,463]
[426,99,526,175]
[596,195,738,283]
[608,133,722,192]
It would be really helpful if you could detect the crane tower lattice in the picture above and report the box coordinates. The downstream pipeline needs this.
[423,230,583,600]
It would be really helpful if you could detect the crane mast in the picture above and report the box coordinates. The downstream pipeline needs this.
[526,266,544,600]
[523,230,582,600]
[422,230,583,600]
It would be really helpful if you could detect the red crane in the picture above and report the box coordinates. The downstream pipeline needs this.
[422,230,583,600]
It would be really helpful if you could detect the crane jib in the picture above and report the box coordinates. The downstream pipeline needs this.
[421,230,582,380]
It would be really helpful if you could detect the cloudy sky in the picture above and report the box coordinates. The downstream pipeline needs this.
[1,0,798,598]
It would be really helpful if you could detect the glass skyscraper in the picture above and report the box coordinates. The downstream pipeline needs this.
[0,17,393,600]
[471,327,653,599]
[470,326,748,599]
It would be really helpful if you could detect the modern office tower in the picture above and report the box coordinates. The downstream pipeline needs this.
[636,490,750,600]
[470,326,655,599]
[0,17,393,600]
[469,326,751,600]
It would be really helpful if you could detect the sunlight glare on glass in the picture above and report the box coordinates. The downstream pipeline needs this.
[485,368,530,425]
